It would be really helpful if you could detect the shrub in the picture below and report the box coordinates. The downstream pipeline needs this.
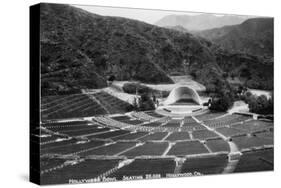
[206,76,235,112]
[246,94,273,115]
[138,93,155,111]
[209,94,233,112]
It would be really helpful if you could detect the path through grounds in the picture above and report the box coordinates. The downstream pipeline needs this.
[193,116,241,174]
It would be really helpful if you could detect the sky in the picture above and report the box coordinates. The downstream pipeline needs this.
[72,4,232,25]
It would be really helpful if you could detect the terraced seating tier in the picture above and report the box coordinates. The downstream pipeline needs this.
[181,122,207,131]
[39,134,64,143]
[231,120,273,133]
[162,121,181,128]
[45,124,100,132]
[145,111,164,118]
[123,142,169,157]
[184,116,196,123]
[42,121,90,127]
[204,114,251,128]
[205,139,230,152]
[41,159,120,185]
[232,135,273,150]
[141,122,162,127]
[181,154,228,175]
[79,142,138,157]
[88,130,130,140]
[41,140,106,155]
[234,149,273,173]
[111,115,131,121]
[112,132,148,141]
[194,112,226,121]
[41,94,107,120]
[40,157,67,173]
[192,130,219,140]
[254,131,273,139]
[117,119,144,125]
[167,141,209,156]
[41,139,78,150]
[59,127,111,137]
[216,127,247,138]
[131,111,156,121]
[91,91,132,114]
[139,132,169,141]
[165,132,191,141]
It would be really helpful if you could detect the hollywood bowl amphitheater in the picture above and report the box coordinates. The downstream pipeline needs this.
[36,79,273,184]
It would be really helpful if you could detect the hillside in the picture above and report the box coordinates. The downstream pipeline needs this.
[196,18,274,58]
[213,47,273,90]
[155,14,249,31]
[40,3,224,96]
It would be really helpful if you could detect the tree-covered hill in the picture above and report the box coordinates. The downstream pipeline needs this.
[196,18,273,58]
[40,3,223,96]
[40,4,273,97]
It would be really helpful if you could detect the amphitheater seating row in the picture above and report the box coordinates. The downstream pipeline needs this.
[42,120,90,127]
[131,111,157,121]
[41,159,121,185]
[41,91,133,120]
[87,130,130,140]
[205,139,230,153]
[204,114,251,128]
[183,116,196,123]
[167,141,209,156]
[41,94,107,120]
[79,141,138,157]
[123,142,169,157]
[111,115,131,121]
[41,94,81,109]
[165,132,190,141]
[234,148,273,173]
[181,122,207,131]
[144,111,164,118]
[231,135,273,150]
[216,127,247,138]
[41,140,107,155]
[91,91,132,114]
[194,112,226,121]
[253,130,273,139]
[181,154,228,175]
[139,132,168,141]
[192,130,219,140]
[230,120,273,133]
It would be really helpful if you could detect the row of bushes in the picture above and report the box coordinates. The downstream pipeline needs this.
[122,82,170,97]
[122,82,152,94]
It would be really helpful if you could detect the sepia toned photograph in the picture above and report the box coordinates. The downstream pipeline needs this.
[30,3,273,185]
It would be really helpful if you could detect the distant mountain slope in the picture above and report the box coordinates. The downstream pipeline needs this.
[213,48,273,90]
[165,25,190,33]
[155,14,249,31]
[40,3,224,96]
[196,18,273,57]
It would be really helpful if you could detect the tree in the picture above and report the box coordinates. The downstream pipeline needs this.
[209,83,235,112]
[244,93,273,115]
[209,95,233,112]
[138,93,155,111]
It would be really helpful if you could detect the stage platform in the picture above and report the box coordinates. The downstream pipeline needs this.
[156,105,209,117]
